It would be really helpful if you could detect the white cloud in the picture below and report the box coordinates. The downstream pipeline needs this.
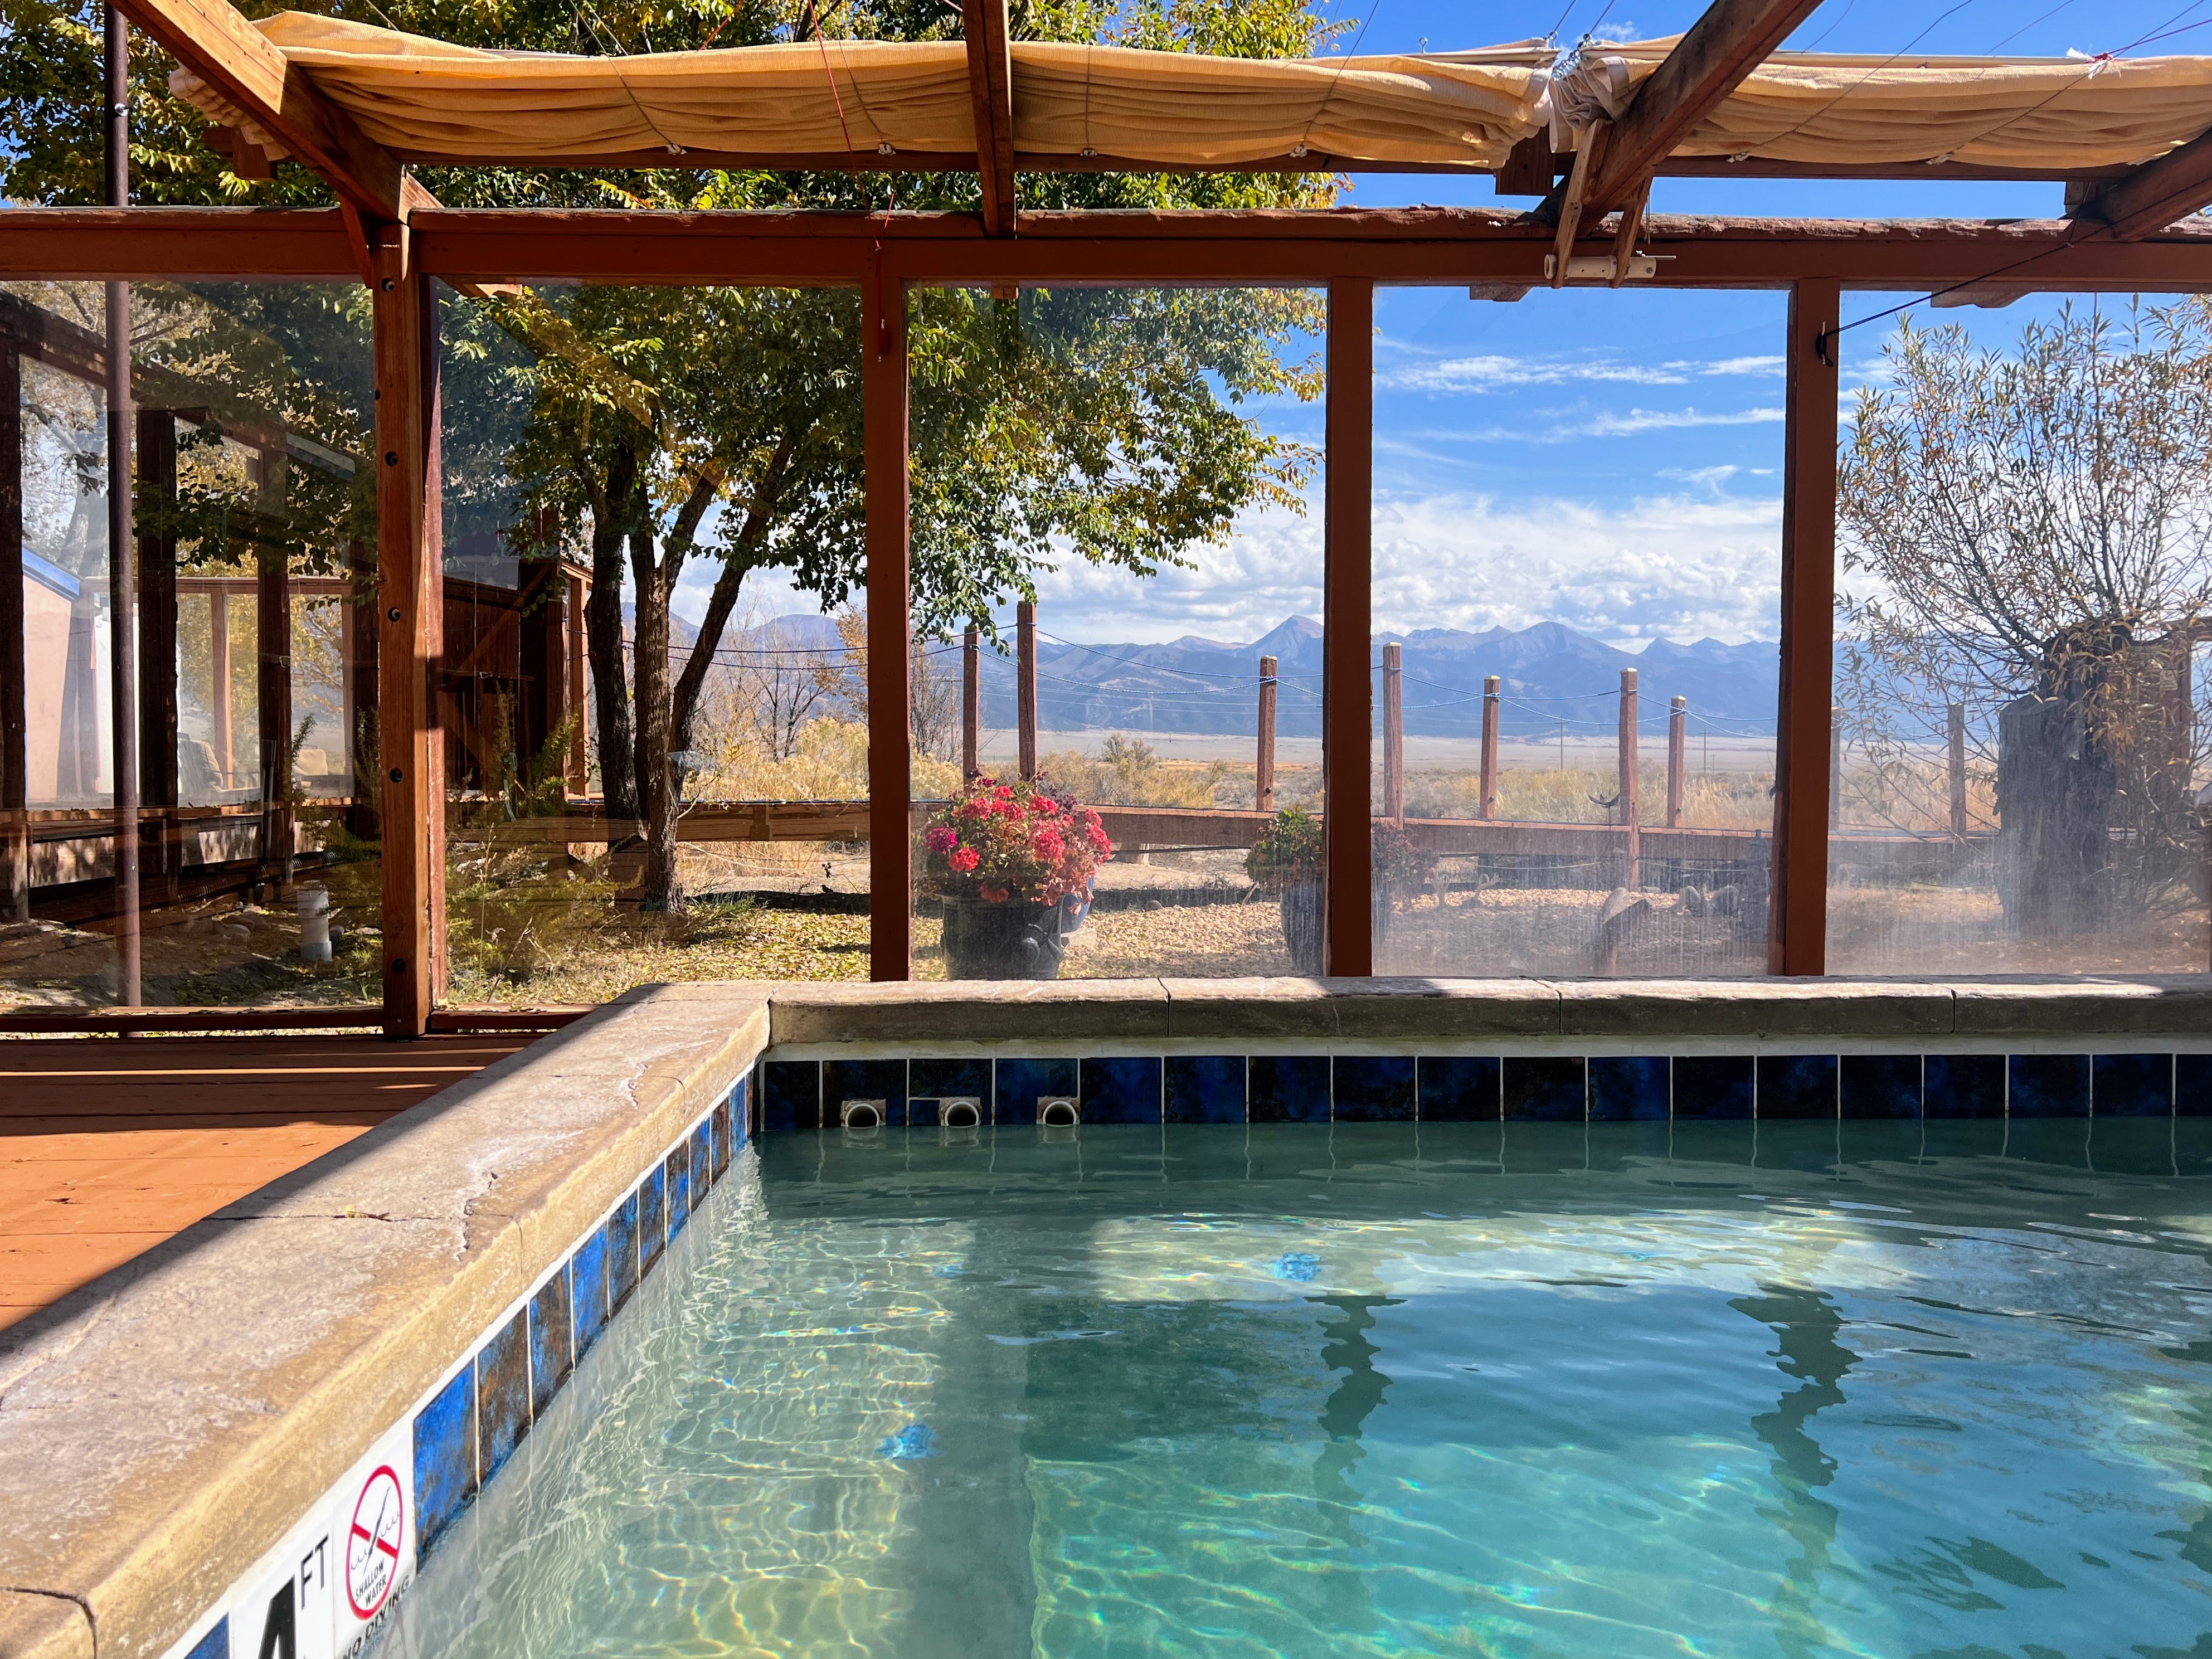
[1579,405,1786,437]
[1383,350,1785,395]
[1658,464,1741,488]
[1369,490,1782,646]
[1013,488,1783,649]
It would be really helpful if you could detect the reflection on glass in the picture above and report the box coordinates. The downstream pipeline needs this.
[435,283,869,1003]
[906,284,1326,981]
[1369,287,1785,979]
[2,278,378,1009]
[1830,296,2212,974]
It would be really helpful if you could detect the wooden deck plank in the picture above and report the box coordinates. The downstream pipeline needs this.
[0,1033,531,1330]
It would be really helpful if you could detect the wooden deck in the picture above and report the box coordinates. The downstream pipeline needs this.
[0,1033,532,1331]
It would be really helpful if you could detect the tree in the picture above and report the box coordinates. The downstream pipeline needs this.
[8,0,1339,909]
[1836,300,2212,935]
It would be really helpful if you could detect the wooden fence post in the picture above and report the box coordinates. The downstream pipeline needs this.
[373,226,445,1035]
[1322,276,1373,977]
[1016,599,1037,781]
[1479,674,1499,820]
[1947,701,1968,840]
[1771,278,1840,977]
[256,464,293,891]
[864,265,912,981]
[1617,666,1639,892]
[1667,695,1686,829]
[1382,640,1403,825]
[1256,653,1277,813]
[961,624,980,781]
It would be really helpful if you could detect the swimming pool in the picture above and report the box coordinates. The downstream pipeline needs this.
[367,1118,2212,1658]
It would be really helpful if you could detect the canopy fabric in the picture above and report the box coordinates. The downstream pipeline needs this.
[168,14,2212,178]
[1553,38,2212,171]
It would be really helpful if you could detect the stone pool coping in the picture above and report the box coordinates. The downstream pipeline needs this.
[3,972,2207,1659]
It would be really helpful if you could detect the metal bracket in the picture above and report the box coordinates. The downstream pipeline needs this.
[1544,253,1661,284]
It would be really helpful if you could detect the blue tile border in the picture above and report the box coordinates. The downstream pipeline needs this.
[750,1048,2212,1131]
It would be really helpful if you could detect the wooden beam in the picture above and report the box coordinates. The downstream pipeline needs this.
[2075,125,2212,240]
[863,266,911,981]
[959,0,1016,237]
[1583,0,1824,219]
[111,0,406,220]
[1323,277,1373,978]
[1770,277,1839,977]
[372,229,445,1035]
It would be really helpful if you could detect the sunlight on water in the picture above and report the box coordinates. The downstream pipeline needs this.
[373,1121,2212,1659]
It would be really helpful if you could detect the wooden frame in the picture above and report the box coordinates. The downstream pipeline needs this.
[1322,278,1374,977]
[18,0,2212,1023]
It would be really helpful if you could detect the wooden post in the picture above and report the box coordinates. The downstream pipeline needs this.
[105,5,139,1005]
[1827,705,1843,833]
[1323,277,1373,977]
[961,624,980,781]
[137,409,177,813]
[137,407,178,907]
[1666,694,1686,829]
[106,290,140,1000]
[1382,640,1403,826]
[1947,700,1968,840]
[863,265,911,981]
[208,587,231,789]
[566,568,587,795]
[255,459,293,889]
[1771,278,1840,977]
[1256,652,1277,813]
[0,334,25,923]
[1617,666,1640,892]
[1479,674,1499,820]
[1015,599,1037,781]
[373,228,445,1036]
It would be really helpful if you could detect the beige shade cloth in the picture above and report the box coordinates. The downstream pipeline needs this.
[168,16,2212,176]
[174,14,1549,166]
[1558,38,2212,171]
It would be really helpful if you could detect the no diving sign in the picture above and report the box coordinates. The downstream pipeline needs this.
[344,1466,403,1622]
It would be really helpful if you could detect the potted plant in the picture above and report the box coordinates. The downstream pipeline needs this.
[1244,809,1437,973]
[921,776,1112,979]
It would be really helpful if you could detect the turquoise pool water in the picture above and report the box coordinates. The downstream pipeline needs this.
[378,1122,2212,1659]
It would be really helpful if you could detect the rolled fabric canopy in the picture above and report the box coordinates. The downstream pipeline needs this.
[164,16,2212,178]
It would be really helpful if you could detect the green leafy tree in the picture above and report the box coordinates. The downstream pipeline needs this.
[8,0,1341,908]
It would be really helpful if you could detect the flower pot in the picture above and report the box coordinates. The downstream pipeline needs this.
[941,894,1083,980]
[1278,880,1396,974]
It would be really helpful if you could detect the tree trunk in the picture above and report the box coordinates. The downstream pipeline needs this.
[629,527,679,909]
[582,443,638,825]
[1997,622,2131,937]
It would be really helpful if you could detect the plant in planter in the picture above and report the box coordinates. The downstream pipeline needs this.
[1244,809,1437,973]
[921,777,1112,979]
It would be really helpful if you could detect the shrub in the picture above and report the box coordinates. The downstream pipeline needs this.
[920,775,1111,904]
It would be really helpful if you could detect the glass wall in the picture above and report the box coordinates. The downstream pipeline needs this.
[906,284,1326,981]
[1827,293,2212,974]
[1368,284,1787,977]
[435,282,869,1003]
[2,278,377,1010]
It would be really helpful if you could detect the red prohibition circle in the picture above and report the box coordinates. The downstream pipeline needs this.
[346,1465,405,1620]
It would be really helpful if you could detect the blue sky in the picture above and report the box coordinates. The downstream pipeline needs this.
[707,0,2207,651]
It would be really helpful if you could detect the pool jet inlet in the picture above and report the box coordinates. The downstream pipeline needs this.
[840,1099,886,1129]
[1038,1096,1078,1127]
[938,1097,982,1128]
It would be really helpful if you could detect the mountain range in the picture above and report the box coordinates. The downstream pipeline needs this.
[727,613,1780,741]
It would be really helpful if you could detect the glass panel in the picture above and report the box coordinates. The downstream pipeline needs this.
[906,283,1326,981]
[2,278,377,1010]
[1369,285,1786,978]
[436,282,867,1004]
[1829,294,2211,974]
